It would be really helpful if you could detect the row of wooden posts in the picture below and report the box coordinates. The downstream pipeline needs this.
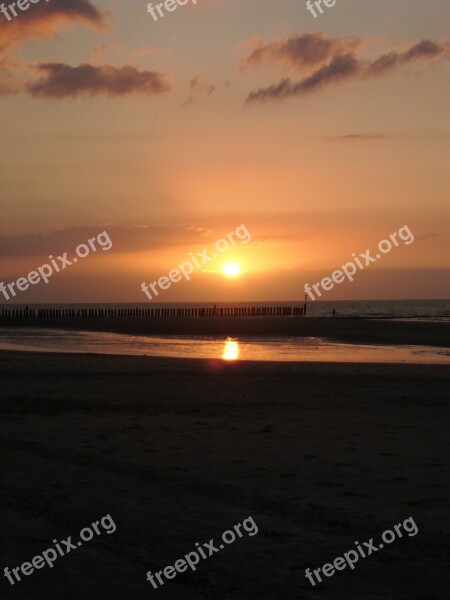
[0,305,307,320]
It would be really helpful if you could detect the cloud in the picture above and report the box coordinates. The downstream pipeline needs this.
[0,225,211,257]
[181,74,215,107]
[327,134,388,142]
[366,40,448,77]
[242,33,362,72]
[0,0,105,50]
[26,63,171,98]
[417,232,437,241]
[189,76,215,95]
[247,54,360,103]
[245,37,450,103]
[0,0,107,96]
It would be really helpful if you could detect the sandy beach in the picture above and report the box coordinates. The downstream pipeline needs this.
[2,0,449,597]
[1,350,448,599]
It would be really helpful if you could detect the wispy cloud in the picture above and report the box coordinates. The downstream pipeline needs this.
[0,225,210,257]
[242,33,362,72]
[247,53,360,103]
[365,40,448,77]
[245,36,450,103]
[327,134,388,142]
[181,74,216,107]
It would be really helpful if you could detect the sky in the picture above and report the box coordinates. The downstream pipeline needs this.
[0,0,449,303]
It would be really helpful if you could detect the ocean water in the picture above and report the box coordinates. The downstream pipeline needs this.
[1,300,449,363]
[0,329,449,364]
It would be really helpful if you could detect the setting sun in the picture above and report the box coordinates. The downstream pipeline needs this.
[222,262,241,278]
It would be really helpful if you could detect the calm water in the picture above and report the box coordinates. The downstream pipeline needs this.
[0,328,448,364]
[1,300,449,363]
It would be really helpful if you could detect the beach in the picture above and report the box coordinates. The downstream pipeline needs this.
[2,0,449,598]
[1,350,449,599]
[1,316,449,347]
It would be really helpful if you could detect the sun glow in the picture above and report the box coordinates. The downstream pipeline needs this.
[221,338,240,361]
[222,262,241,278]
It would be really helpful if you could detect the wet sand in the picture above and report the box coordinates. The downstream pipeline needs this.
[1,316,450,347]
[0,351,449,599]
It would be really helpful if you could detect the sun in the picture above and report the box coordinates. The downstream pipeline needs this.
[222,262,241,277]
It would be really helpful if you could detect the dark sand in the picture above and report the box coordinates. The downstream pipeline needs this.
[0,351,449,599]
[1,316,450,347]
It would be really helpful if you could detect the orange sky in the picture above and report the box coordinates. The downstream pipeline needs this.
[0,0,449,302]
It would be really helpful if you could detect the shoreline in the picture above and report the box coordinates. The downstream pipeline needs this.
[1,316,450,347]
[0,350,448,373]
[0,343,448,365]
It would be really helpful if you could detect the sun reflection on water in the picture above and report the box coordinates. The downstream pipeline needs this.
[222,338,240,361]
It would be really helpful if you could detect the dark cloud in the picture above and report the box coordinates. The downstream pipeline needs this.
[246,38,450,103]
[0,1,106,96]
[26,63,171,98]
[0,0,105,50]
[402,40,443,61]
[366,39,447,76]
[247,54,360,103]
[243,33,362,72]
[365,52,397,77]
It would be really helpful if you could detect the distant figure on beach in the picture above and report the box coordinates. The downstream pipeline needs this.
[332,308,336,318]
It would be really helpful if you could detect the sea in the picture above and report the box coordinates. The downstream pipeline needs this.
[0,299,449,364]
[2,299,449,320]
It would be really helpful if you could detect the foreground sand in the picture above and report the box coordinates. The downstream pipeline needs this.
[0,351,449,599]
